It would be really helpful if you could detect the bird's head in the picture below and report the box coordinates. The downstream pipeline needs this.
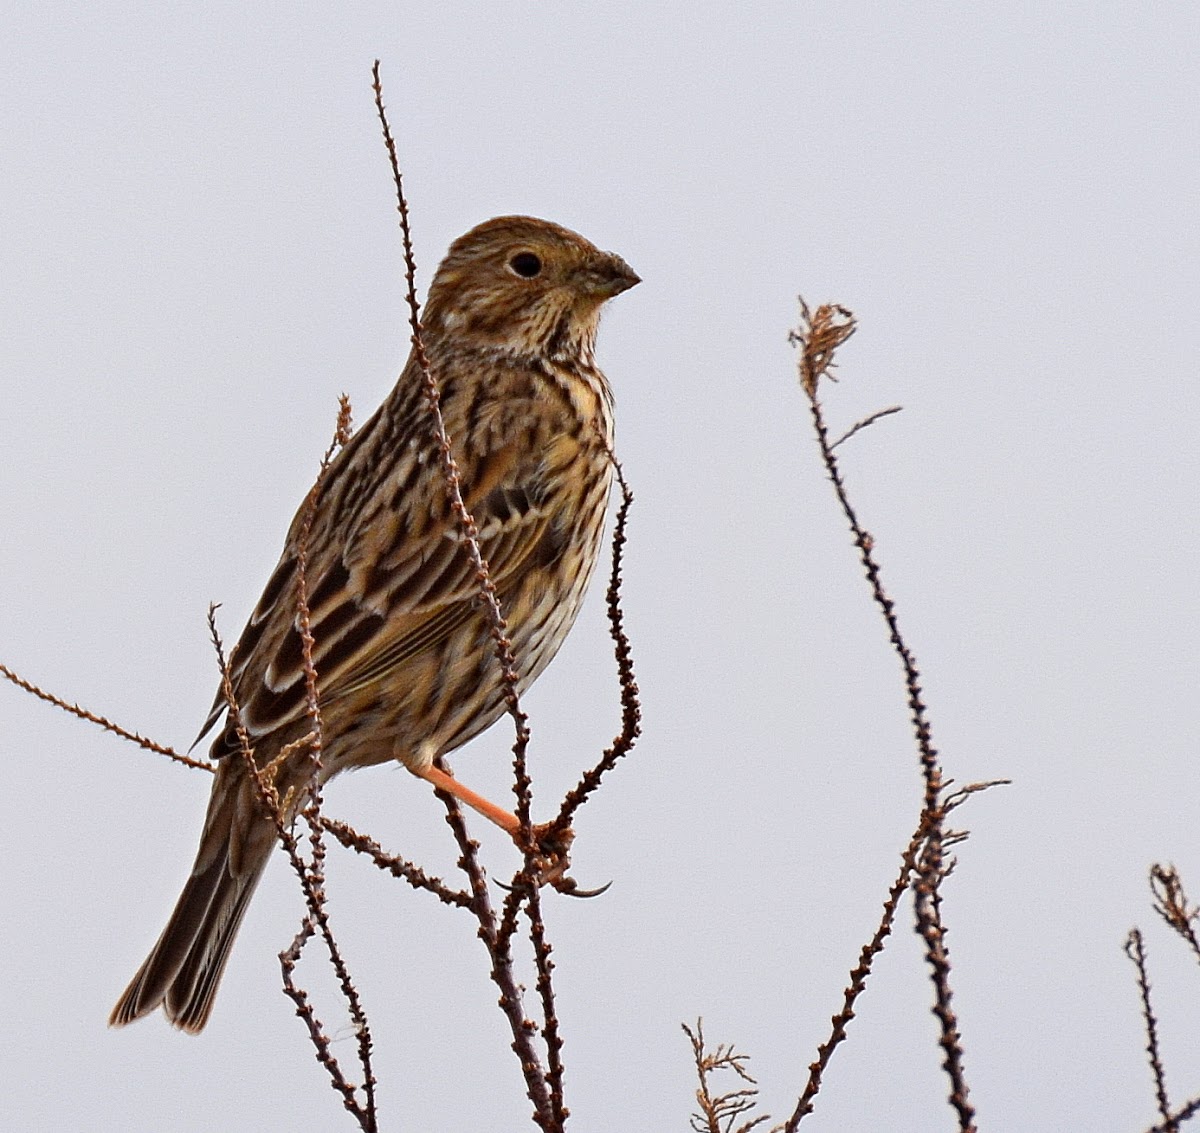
[422,216,639,362]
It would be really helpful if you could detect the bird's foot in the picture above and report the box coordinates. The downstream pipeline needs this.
[525,823,611,898]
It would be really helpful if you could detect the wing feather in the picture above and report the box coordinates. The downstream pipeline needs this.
[203,431,556,751]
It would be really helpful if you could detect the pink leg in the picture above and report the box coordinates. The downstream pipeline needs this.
[414,764,521,837]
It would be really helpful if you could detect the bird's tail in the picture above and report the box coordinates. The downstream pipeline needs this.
[109,766,275,1034]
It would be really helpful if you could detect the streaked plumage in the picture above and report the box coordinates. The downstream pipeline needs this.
[110,216,638,1032]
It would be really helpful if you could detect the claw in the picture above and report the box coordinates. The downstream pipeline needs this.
[552,876,612,899]
[493,874,612,898]
[491,820,611,898]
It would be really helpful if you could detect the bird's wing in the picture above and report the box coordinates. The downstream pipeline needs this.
[197,427,566,755]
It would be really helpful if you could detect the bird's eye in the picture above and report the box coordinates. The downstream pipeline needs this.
[508,251,542,278]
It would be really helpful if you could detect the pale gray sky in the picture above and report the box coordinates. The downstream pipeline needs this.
[3,4,1199,1131]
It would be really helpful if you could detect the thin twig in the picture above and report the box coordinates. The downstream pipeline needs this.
[320,816,473,908]
[784,781,1005,1127]
[912,835,971,1128]
[793,301,976,1130]
[294,394,353,834]
[371,60,531,819]
[289,396,378,1124]
[527,890,568,1129]
[433,766,557,1129]
[794,304,941,826]
[208,609,376,1132]
[373,62,533,844]
[684,1020,780,1133]
[0,663,214,773]
[785,816,932,1129]
[371,62,536,860]
[279,917,367,1125]
[1147,1096,1200,1133]
[1127,928,1175,1132]
[550,451,641,837]
[829,405,903,450]
[372,60,557,1131]
[943,779,1011,812]
[1151,865,1200,965]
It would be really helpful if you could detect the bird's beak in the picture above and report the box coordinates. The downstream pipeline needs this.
[582,253,641,298]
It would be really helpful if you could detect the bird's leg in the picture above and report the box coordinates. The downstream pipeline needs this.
[412,765,608,897]
[413,763,520,835]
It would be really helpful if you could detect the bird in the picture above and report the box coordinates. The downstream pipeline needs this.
[109,215,639,1033]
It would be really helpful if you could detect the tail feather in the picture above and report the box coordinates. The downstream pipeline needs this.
[110,773,274,1033]
[166,862,265,1033]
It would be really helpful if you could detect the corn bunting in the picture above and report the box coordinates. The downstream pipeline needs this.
[110,216,639,1032]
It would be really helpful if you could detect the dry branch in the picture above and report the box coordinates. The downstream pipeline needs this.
[1151,865,1200,965]
[785,301,988,1130]
[369,105,596,1128]
[321,816,473,908]
[550,451,641,840]
[208,601,377,1131]
[1126,928,1175,1132]
[784,815,932,1128]
[685,1020,782,1133]
[0,662,214,773]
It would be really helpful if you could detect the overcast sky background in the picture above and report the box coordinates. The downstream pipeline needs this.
[3,4,1199,1131]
